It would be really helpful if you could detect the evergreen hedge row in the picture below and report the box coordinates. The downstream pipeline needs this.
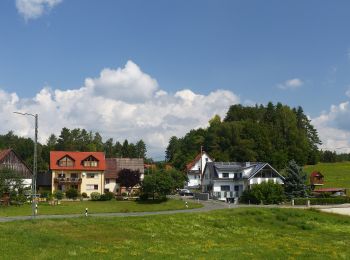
[293,197,350,205]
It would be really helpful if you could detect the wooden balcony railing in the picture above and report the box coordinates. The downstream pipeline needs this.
[54,178,82,184]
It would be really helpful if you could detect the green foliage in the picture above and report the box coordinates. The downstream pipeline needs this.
[90,192,101,201]
[100,192,114,201]
[117,169,141,189]
[284,160,309,199]
[40,191,51,199]
[166,103,321,170]
[81,192,88,198]
[53,190,64,200]
[0,167,27,203]
[141,168,187,200]
[294,197,350,205]
[65,188,79,200]
[240,181,285,204]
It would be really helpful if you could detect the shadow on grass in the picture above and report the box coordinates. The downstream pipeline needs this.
[136,199,168,205]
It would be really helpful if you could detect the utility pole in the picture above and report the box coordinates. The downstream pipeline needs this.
[14,112,38,218]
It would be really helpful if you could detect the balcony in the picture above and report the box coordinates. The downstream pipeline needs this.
[213,191,238,199]
[54,177,82,184]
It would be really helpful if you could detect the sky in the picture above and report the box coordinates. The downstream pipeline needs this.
[1,0,350,158]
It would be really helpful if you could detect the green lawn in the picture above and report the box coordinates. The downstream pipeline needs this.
[0,208,349,259]
[0,199,202,217]
[304,161,350,188]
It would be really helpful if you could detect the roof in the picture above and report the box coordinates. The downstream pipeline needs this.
[50,151,106,171]
[0,149,11,162]
[204,161,284,180]
[310,171,324,177]
[37,172,52,186]
[313,188,345,193]
[105,158,144,179]
[186,151,213,171]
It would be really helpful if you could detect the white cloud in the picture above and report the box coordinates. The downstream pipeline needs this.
[312,100,350,153]
[16,0,62,20]
[0,60,239,157]
[277,78,304,90]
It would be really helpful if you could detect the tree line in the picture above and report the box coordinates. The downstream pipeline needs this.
[0,127,147,171]
[166,102,322,170]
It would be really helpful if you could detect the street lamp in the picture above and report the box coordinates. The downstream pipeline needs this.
[13,112,38,218]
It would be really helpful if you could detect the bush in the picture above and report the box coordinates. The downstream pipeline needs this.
[240,181,285,205]
[90,192,101,201]
[139,193,149,201]
[53,190,64,200]
[81,192,88,198]
[294,197,350,205]
[40,191,51,199]
[100,192,114,201]
[121,192,127,197]
[65,188,79,200]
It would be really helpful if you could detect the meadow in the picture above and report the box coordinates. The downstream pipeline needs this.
[304,161,350,188]
[0,208,349,259]
[0,199,201,217]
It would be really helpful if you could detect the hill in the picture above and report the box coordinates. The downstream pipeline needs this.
[304,161,350,188]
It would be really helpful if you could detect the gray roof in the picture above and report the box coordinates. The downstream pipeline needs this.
[205,161,284,180]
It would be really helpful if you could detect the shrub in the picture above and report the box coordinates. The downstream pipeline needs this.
[139,193,149,201]
[81,192,88,198]
[53,190,64,200]
[65,188,79,200]
[40,191,51,199]
[100,192,114,201]
[90,192,101,201]
[294,197,350,205]
[240,181,285,204]
[121,192,127,197]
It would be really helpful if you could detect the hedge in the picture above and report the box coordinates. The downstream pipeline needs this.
[293,197,350,205]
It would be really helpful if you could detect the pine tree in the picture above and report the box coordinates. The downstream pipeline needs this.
[283,160,309,199]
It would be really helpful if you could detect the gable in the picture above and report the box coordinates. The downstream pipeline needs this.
[57,155,75,167]
[0,149,32,178]
[249,164,284,180]
[82,155,99,167]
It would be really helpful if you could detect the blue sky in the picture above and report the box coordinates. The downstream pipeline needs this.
[1,0,350,157]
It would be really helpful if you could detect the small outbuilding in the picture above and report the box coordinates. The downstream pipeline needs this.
[310,171,324,189]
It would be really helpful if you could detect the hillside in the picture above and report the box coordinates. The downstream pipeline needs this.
[304,162,350,188]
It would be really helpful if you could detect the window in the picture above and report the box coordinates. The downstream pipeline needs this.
[205,158,209,162]
[87,173,98,178]
[86,184,98,190]
[221,185,230,191]
[83,156,98,167]
[222,172,229,178]
[58,173,65,178]
[105,178,110,184]
[234,185,239,192]
[71,173,78,179]
[58,156,74,167]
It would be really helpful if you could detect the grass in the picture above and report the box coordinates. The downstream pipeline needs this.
[0,199,202,217]
[304,161,350,188]
[0,208,349,259]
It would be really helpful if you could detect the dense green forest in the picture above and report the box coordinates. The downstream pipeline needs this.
[0,128,147,171]
[166,102,323,170]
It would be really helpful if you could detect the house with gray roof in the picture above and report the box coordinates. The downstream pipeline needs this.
[202,162,284,202]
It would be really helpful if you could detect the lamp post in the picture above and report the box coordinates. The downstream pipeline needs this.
[13,112,38,218]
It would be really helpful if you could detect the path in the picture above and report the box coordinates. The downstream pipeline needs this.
[0,199,229,223]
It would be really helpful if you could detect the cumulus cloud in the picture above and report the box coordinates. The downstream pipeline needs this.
[16,0,62,20]
[312,100,350,153]
[1,60,239,157]
[277,78,304,90]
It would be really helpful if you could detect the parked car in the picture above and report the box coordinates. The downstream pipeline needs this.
[178,189,193,196]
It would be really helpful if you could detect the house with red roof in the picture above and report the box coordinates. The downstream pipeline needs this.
[186,151,213,188]
[50,151,106,196]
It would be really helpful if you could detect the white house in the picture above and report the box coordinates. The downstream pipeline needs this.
[202,162,284,202]
[185,151,213,188]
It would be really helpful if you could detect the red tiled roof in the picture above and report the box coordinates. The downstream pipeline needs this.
[310,171,324,177]
[50,151,106,171]
[186,151,212,171]
[0,149,11,162]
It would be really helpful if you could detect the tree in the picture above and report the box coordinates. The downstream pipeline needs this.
[141,170,173,200]
[283,160,309,199]
[135,140,147,158]
[65,188,79,200]
[0,167,27,203]
[117,169,141,194]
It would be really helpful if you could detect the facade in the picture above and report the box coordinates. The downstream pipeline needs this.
[50,151,106,196]
[0,149,32,187]
[185,152,213,188]
[310,171,324,189]
[202,162,284,202]
[104,158,144,194]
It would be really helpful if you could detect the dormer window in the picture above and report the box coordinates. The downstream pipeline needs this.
[58,156,74,167]
[82,155,98,167]
[222,172,229,178]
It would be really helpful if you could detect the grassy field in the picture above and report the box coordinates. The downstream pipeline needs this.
[0,199,201,217]
[0,208,349,259]
[304,161,350,188]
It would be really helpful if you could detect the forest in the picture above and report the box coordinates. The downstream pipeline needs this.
[166,102,324,170]
[0,127,147,172]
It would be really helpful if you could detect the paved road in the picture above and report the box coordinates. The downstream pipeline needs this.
[0,199,230,223]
